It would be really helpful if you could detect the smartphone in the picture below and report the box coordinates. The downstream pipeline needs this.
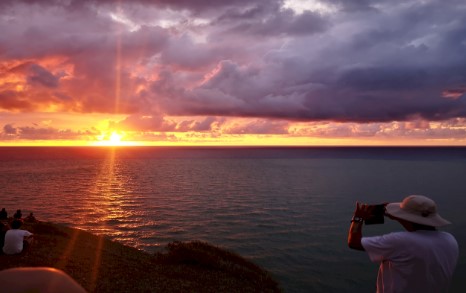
[364,204,385,225]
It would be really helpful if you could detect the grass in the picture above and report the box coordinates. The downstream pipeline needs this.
[0,221,282,292]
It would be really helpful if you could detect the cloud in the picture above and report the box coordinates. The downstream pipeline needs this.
[27,64,60,88]
[116,114,222,132]
[211,5,328,37]
[224,119,289,134]
[0,0,465,136]
[0,91,35,111]
[3,124,17,135]
[176,116,221,132]
[289,118,466,140]
[315,0,377,12]
[160,34,221,70]
[0,123,97,140]
[442,88,466,100]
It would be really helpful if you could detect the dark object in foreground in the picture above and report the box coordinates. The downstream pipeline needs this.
[155,241,278,290]
[0,222,281,293]
[0,267,86,293]
[364,204,385,225]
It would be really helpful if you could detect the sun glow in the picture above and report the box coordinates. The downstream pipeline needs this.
[93,131,139,146]
[109,132,122,144]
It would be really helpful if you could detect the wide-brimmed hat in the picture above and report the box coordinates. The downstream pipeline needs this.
[385,195,451,227]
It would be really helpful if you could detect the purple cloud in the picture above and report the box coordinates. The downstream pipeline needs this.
[225,119,289,135]
[0,124,95,140]
[27,64,59,88]
[0,0,465,129]
[116,115,222,133]
[3,124,17,135]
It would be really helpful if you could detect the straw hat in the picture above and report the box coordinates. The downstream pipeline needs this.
[385,195,451,227]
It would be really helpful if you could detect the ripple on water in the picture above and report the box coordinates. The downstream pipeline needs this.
[2,148,466,293]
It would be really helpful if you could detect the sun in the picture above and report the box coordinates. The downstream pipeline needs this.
[109,132,122,144]
[93,131,138,146]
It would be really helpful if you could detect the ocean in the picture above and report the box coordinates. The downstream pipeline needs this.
[0,147,465,292]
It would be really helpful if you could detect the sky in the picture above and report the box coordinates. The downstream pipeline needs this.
[1,0,466,146]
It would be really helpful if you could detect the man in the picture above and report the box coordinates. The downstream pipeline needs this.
[3,220,33,255]
[25,212,37,223]
[348,195,458,292]
[0,208,7,220]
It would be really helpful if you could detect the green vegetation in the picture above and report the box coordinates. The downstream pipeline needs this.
[0,221,281,292]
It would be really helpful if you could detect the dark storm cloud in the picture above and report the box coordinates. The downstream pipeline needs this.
[160,0,466,123]
[211,4,328,37]
[1,0,466,126]
[27,64,60,88]
[0,0,272,14]
[316,0,377,11]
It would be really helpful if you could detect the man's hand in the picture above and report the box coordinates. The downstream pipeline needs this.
[353,202,373,220]
[348,202,369,251]
[24,235,34,245]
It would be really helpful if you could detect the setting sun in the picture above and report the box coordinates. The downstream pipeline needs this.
[92,131,138,146]
[109,132,122,144]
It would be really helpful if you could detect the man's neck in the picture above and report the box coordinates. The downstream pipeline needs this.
[398,219,436,231]
[411,223,436,231]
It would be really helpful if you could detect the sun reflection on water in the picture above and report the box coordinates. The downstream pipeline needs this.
[85,149,132,226]
[84,148,133,290]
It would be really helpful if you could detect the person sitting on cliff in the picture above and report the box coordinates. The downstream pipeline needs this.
[13,209,22,220]
[25,212,37,223]
[0,222,8,250]
[0,208,7,220]
[3,220,34,255]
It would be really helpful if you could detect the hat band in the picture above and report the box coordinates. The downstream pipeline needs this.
[400,206,436,218]
[421,211,431,217]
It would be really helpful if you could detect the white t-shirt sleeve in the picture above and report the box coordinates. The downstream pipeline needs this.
[361,233,403,263]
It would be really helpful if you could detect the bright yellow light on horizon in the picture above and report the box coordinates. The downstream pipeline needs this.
[92,131,140,146]
[109,132,122,144]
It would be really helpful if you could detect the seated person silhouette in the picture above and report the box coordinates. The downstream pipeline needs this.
[13,209,22,220]
[25,212,37,223]
[0,222,8,250]
[0,208,7,220]
[2,220,33,255]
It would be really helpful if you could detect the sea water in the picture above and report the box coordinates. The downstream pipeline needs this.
[0,147,465,292]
